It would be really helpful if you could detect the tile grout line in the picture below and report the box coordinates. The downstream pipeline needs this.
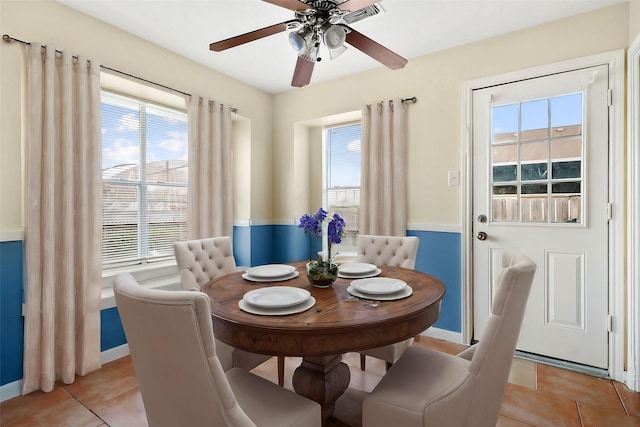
[575,399,585,427]
[61,385,110,426]
[611,380,630,415]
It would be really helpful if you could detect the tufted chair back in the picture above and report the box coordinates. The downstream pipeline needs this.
[174,237,237,291]
[114,273,321,427]
[356,235,420,270]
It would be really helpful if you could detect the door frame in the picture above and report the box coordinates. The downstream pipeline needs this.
[627,34,640,392]
[461,50,626,384]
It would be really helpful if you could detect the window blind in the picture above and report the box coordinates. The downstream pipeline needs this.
[326,123,361,244]
[101,91,188,267]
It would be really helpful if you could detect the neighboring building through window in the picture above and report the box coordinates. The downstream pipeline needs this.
[325,123,361,253]
[101,91,188,267]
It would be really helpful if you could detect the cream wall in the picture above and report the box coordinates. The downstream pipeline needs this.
[0,0,274,233]
[1,1,633,231]
[272,3,630,227]
[630,0,640,43]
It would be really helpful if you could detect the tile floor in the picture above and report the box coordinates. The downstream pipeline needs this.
[1,337,639,426]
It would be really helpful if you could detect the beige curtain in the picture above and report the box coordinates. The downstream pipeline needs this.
[22,44,102,394]
[187,96,233,238]
[360,99,408,236]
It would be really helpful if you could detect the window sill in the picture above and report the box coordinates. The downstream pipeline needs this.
[101,260,181,310]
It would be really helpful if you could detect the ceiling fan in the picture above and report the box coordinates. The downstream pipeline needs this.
[209,0,408,88]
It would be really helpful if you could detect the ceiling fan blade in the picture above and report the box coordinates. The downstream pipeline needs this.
[291,56,315,87]
[345,28,407,70]
[262,0,308,11]
[210,21,294,52]
[337,0,380,12]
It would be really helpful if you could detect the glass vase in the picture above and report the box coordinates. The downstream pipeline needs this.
[305,260,339,288]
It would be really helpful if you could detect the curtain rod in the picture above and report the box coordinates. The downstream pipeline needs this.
[366,97,417,108]
[2,34,238,113]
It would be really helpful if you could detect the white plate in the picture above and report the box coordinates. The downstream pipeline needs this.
[351,277,407,295]
[243,286,310,308]
[245,264,296,279]
[347,285,413,301]
[338,268,382,279]
[239,297,316,316]
[339,262,377,275]
[242,271,299,283]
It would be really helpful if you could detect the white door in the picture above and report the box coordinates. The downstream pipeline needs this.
[472,65,610,369]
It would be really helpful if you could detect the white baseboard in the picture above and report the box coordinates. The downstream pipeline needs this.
[0,379,22,403]
[420,327,465,344]
[100,343,130,364]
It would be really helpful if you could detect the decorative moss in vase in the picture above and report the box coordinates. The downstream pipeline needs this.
[298,208,345,288]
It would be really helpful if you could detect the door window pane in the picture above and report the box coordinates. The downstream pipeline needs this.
[521,141,548,181]
[521,99,549,140]
[493,165,517,182]
[521,197,548,223]
[492,104,518,143]
[551,93,582,136]
[492,186,517,222]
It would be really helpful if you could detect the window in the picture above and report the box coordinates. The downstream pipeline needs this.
[491,93,583,224]
[101,91,188,267]
[325,123,361,252]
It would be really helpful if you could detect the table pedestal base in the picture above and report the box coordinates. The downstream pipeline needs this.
[292,355,350,423]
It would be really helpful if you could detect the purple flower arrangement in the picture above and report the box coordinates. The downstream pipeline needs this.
[298,208,346,263]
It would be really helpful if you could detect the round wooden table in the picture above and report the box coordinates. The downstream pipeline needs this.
[201,262,445,423]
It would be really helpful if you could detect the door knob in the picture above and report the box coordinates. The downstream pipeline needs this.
[477,231,488,241]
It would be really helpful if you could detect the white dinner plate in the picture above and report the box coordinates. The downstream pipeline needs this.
[245,264,296,279]
[338,262,377,275]
[347,285,413,301]
[243,286,310,308]
[351,277,407,295]
[239,297,316,316]
[338,268,382,279]
[242,271,299,283]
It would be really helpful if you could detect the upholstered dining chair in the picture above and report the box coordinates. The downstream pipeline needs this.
[114,273,321,427]
[174,236,285,386]
[356,234,420,371]
[362,251,537,427]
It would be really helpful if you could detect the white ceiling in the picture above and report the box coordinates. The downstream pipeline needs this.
[57,0,625,94]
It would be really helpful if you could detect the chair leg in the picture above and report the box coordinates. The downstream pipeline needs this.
[277,355,285,386]
[360,354,366,370]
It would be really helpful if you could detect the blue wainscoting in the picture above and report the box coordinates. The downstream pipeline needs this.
[1,226,462,391]
[0,240,24,387]
[407,230,462,333]
[100,307,127,352]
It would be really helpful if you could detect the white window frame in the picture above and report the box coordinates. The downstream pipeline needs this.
[101,91,188,269]
[99,72,186,306]
[322,121,361,256]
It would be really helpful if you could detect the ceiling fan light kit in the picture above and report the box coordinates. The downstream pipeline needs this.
[209,0,407,88]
